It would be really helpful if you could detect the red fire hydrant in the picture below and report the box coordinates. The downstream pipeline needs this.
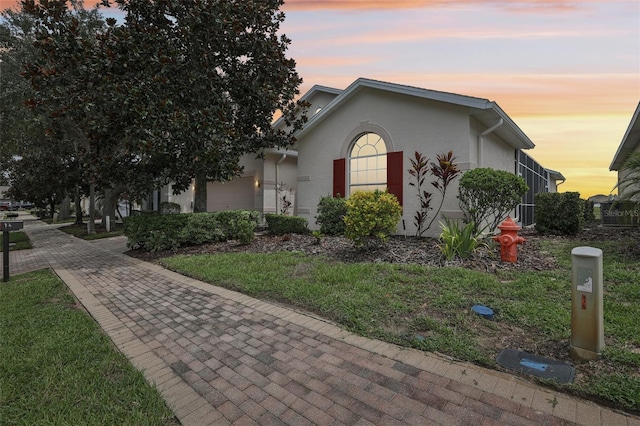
[493,216,525,263]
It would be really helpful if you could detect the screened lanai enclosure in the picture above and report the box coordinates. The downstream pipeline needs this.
[516,150,563,226]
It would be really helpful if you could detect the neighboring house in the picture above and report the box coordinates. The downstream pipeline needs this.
[293,78,562,236]
[610,101,640,198]
[151,147,299,216]
[158,78,562,235]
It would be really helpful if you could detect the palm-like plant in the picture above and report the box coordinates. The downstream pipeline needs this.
[615,152,640,201]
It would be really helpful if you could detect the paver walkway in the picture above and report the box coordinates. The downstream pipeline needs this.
[3,215,639,426]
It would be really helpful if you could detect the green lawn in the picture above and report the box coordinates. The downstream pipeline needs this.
[0,231,32,252]
[161,238,640,414]
[0,270,178,425]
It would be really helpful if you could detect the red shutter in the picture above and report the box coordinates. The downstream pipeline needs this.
[333,158,346,198]
[387,151,403,206]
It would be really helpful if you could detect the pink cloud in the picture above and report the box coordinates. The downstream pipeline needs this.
[283,0,614,12]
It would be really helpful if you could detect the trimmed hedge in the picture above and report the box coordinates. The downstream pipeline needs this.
[535,192,584,235]
[265,214,309,236]
[124,210,259,252]
[123,213,188,252]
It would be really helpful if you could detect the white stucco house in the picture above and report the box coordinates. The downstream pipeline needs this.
[293,78,562,235]
[155,78,563,236]
[610,101,640,197]
[154,148,298,216]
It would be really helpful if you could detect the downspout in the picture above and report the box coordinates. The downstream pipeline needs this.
[477,118,503,167]
[275,154,287,214]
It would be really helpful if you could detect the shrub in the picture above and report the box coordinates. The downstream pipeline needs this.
[535,192,584,235]
[214,210,259,243]
[315,195,347,235]
[458,168,528,236]
[179,213,225,246]
[584,199,596,222]
[159,201,181,214]
[437,218,482,261]
[265,214,309,236]
[344,190,402,248]
[124,209,259,250]
[123,213,189,252]
[408,151,461,236]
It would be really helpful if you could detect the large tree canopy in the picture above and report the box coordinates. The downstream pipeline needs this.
[21,0,307,213]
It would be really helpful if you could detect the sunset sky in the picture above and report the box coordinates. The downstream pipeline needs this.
[2,0,638,198]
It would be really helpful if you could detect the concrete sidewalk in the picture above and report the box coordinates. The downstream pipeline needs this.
[3,217,639,425]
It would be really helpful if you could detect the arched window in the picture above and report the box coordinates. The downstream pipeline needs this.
[348,132,387,194]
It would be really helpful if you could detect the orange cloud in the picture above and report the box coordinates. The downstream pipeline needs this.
[283,0,613,12]
[0,0,19,10]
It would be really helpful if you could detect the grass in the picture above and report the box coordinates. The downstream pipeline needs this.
[0,231,32,251]
[60,222,124,240]
[161,238,640,414]
[0,270,178,425]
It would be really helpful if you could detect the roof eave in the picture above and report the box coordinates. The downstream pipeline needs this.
[610,101,640,171]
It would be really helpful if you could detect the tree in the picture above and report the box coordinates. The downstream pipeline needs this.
[0,8,42,173]
[102,0,307,211]
[2,2,102,225]
[21,0,160,229]
[457,168,528,236]
[614,152,640,201]
[22,0,306,217]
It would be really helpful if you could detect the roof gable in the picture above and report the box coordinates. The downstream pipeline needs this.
[295,77,535,150]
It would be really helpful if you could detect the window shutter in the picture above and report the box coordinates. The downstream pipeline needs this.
[387,151,403,206]
[333,158,346,198]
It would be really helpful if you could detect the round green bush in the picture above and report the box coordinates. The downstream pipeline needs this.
[344,190,402,247]
[315,195,347,235]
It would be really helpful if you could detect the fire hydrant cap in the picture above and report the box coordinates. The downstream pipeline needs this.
[498,216,521,232]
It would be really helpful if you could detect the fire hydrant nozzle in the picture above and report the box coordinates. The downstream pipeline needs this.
[493,216,525,263]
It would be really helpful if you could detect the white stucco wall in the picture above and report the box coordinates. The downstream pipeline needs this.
[297,87,483,236]
[297,86,532,236]
[262,153,297,215]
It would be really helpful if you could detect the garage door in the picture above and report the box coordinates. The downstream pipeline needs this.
[207,177,255,211]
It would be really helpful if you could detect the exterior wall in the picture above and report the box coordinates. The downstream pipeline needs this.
[206,155,261,212]
[262,153,297,215]
[297,87,473,236]
[469,117,516,172]
[306,91,340,117]
[167,183,194,213]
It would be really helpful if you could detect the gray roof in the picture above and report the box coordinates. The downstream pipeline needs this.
[295,77,535,150]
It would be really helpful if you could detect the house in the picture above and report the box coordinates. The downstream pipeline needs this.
[293,78,562,236]
[605,101,640,226]
[158,78,562,236]
[150,148,298,217]
[610,101,640,198]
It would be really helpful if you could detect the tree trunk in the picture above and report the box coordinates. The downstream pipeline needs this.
[74,185,83,225]
[49,197,55,219]
[88,184,96,234]
[59,196,71,219]
[193,170,207,213]
[101,186,127,230]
